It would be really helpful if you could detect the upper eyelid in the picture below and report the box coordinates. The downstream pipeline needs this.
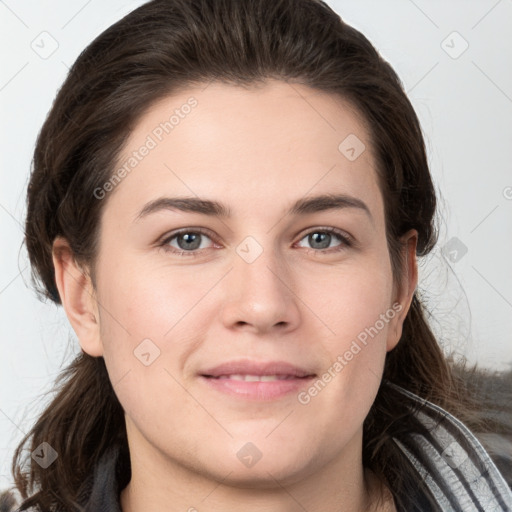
[160,227,218,243]
[296,227,354,249]
[160,226,353,247]
[299,227,353,242]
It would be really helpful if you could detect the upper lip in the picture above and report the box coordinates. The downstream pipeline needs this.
[200,359,316,378]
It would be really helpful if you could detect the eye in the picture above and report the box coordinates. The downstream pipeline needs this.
[296,227,353,253]
[158,226,353,257]
[159,228,217,257]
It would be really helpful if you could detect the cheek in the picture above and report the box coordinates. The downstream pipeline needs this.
[94,255,223,405]
[95,267,197,427]
[96,255,203,342]
[301,260,394,408]
[307,258,395,344]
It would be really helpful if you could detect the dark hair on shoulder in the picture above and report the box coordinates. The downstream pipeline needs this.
[8,0,495,510]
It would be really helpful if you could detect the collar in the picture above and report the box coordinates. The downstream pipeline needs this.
[80,384,512,511]
[388,383,512,511]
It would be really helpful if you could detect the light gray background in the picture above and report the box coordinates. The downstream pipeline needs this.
[1,0,511,489]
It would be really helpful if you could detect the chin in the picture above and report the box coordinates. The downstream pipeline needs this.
[197,439,318,489]
[214,460,314,490]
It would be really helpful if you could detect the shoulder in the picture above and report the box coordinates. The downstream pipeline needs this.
[389,383,512,511]
[0,490,18,512]
[1,443,126,512]
[0,489,38,512]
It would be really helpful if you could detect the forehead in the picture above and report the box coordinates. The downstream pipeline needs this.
[103,79,383,225]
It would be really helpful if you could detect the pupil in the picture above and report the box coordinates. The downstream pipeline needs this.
[311,232,329,249]
[179,233,200,250]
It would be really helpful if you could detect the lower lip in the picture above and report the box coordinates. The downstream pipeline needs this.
[200,375,315,400]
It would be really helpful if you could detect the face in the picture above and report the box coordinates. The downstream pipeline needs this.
[55,79,417,494]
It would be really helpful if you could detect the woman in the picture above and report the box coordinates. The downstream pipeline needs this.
[6,0,511,510]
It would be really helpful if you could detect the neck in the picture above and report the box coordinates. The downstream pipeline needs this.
[119,430,395,512]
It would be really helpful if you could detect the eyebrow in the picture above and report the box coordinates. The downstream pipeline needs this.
[134,193,372,222]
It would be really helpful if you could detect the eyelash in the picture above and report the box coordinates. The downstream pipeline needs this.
[158,227,354,257]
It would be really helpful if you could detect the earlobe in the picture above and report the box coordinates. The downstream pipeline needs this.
[52,237,103,357]
[386,229,418,352]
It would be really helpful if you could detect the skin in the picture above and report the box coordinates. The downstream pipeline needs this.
[53,79,417,511]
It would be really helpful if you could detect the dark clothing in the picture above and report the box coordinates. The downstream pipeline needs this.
[16,384,512,511]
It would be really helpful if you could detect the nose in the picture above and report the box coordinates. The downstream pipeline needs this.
[219,241,301,335]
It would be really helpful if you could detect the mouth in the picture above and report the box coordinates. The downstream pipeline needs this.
[203,374,311,381]
[199,360,316,400]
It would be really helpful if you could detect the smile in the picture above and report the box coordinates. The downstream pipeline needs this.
[208,374,305,381]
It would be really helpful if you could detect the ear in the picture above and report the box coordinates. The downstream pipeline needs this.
[52,236,103,357]
[386,229,418,352]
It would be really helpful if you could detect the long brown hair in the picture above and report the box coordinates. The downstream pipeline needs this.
[9,0,490,509]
